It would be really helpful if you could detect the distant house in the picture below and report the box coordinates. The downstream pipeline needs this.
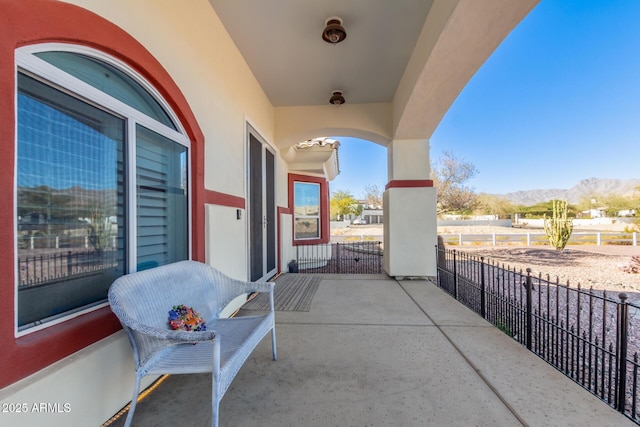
[349,201,383,225]
[362,203,383,224]
[578,208,606,218]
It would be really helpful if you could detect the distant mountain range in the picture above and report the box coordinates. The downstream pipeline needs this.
[495,178,640,206]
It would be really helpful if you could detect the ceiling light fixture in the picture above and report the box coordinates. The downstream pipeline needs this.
[322,17,347,44]
[329,90,345,106]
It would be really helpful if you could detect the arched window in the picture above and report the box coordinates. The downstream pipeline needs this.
[15,45,190,333]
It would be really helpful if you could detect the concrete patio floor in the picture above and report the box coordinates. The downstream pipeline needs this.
[106,275,634,426]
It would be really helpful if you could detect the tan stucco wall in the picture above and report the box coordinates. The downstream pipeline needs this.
[387,139,431,181]
[14,2,280,425]
[279,213,295,271]
[66,0,275,194]
[384,140,437,277]
[384,187,438,277]
[0,332,157,427]
[65,0,278,279]
[393,0,538,140]
[275,103,393,148]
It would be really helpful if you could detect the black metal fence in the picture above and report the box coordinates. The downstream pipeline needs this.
[436,246,640,424]
[18,249,119,287]
[295,241,383,274]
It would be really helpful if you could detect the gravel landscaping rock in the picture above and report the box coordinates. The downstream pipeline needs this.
[456,246,640,294]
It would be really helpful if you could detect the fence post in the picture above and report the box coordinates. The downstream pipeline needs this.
[435,244,440,286]
[597,232,601,246]
[67,251,73,276]
[527,233,531,246]
[634,232,637,247]
[617,292,629,413]
[526,268,533,351]
[452,250,458,300]
[458,233,463,246]
[480,256,486,318]
[492,233,496,246]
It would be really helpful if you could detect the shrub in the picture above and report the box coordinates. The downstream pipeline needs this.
[619,256,640,274]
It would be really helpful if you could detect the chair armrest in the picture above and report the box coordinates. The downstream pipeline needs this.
[223,276,275,295]
[207,265,275,303]
[245,281,275,294]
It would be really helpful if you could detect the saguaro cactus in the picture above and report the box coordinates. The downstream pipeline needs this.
[87,209,113,253]
[544,200,573,251]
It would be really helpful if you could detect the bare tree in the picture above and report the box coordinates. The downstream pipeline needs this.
[363,184,383,207]
[431,151,478,215]
[475,193,516,217]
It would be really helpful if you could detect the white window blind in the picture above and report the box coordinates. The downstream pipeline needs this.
[136,125,188,270]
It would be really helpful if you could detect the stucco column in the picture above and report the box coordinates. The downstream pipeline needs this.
[383,139,437,278]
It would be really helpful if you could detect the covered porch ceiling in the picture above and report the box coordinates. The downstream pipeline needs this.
[209,0,539,146]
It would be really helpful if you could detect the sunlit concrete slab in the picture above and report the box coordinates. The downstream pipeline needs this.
[399,279,491,326]
[223,323,520,426]
[105,276,633,427]
[400,280,633,427]
[440,325,627,427]
[272,274,433,326]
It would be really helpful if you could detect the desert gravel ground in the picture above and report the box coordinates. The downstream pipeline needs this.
[339,223,640,294]
[438,225,640,294]
[457,245,640,293]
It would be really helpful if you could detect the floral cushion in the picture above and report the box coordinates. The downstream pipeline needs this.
[168,304,207,331]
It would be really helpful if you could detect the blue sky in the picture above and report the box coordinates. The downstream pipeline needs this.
[330,0,640,199]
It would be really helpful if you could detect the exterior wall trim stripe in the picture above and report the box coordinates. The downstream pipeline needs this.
[385,179,434,190]
[204,189,246,209]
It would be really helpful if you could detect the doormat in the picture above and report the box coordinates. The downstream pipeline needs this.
[242,274,321,312]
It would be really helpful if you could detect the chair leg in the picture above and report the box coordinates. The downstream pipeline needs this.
[269,292,277,361]
[212,340,220,427]
[124,376,142,427]
[271,327,277,361]
[212,386,220,427]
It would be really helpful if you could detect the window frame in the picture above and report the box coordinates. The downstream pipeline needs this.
[288,173,330,245]
[293,181,321,240]
[14,44,192,336]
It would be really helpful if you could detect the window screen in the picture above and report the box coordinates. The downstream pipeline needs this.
[16,50,189,331]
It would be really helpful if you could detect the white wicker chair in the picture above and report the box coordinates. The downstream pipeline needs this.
[108,260,277,427]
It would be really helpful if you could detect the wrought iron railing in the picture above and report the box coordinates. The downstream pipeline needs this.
[18,249,119,287]
[436,245,640,424]
[295,241,383,274]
